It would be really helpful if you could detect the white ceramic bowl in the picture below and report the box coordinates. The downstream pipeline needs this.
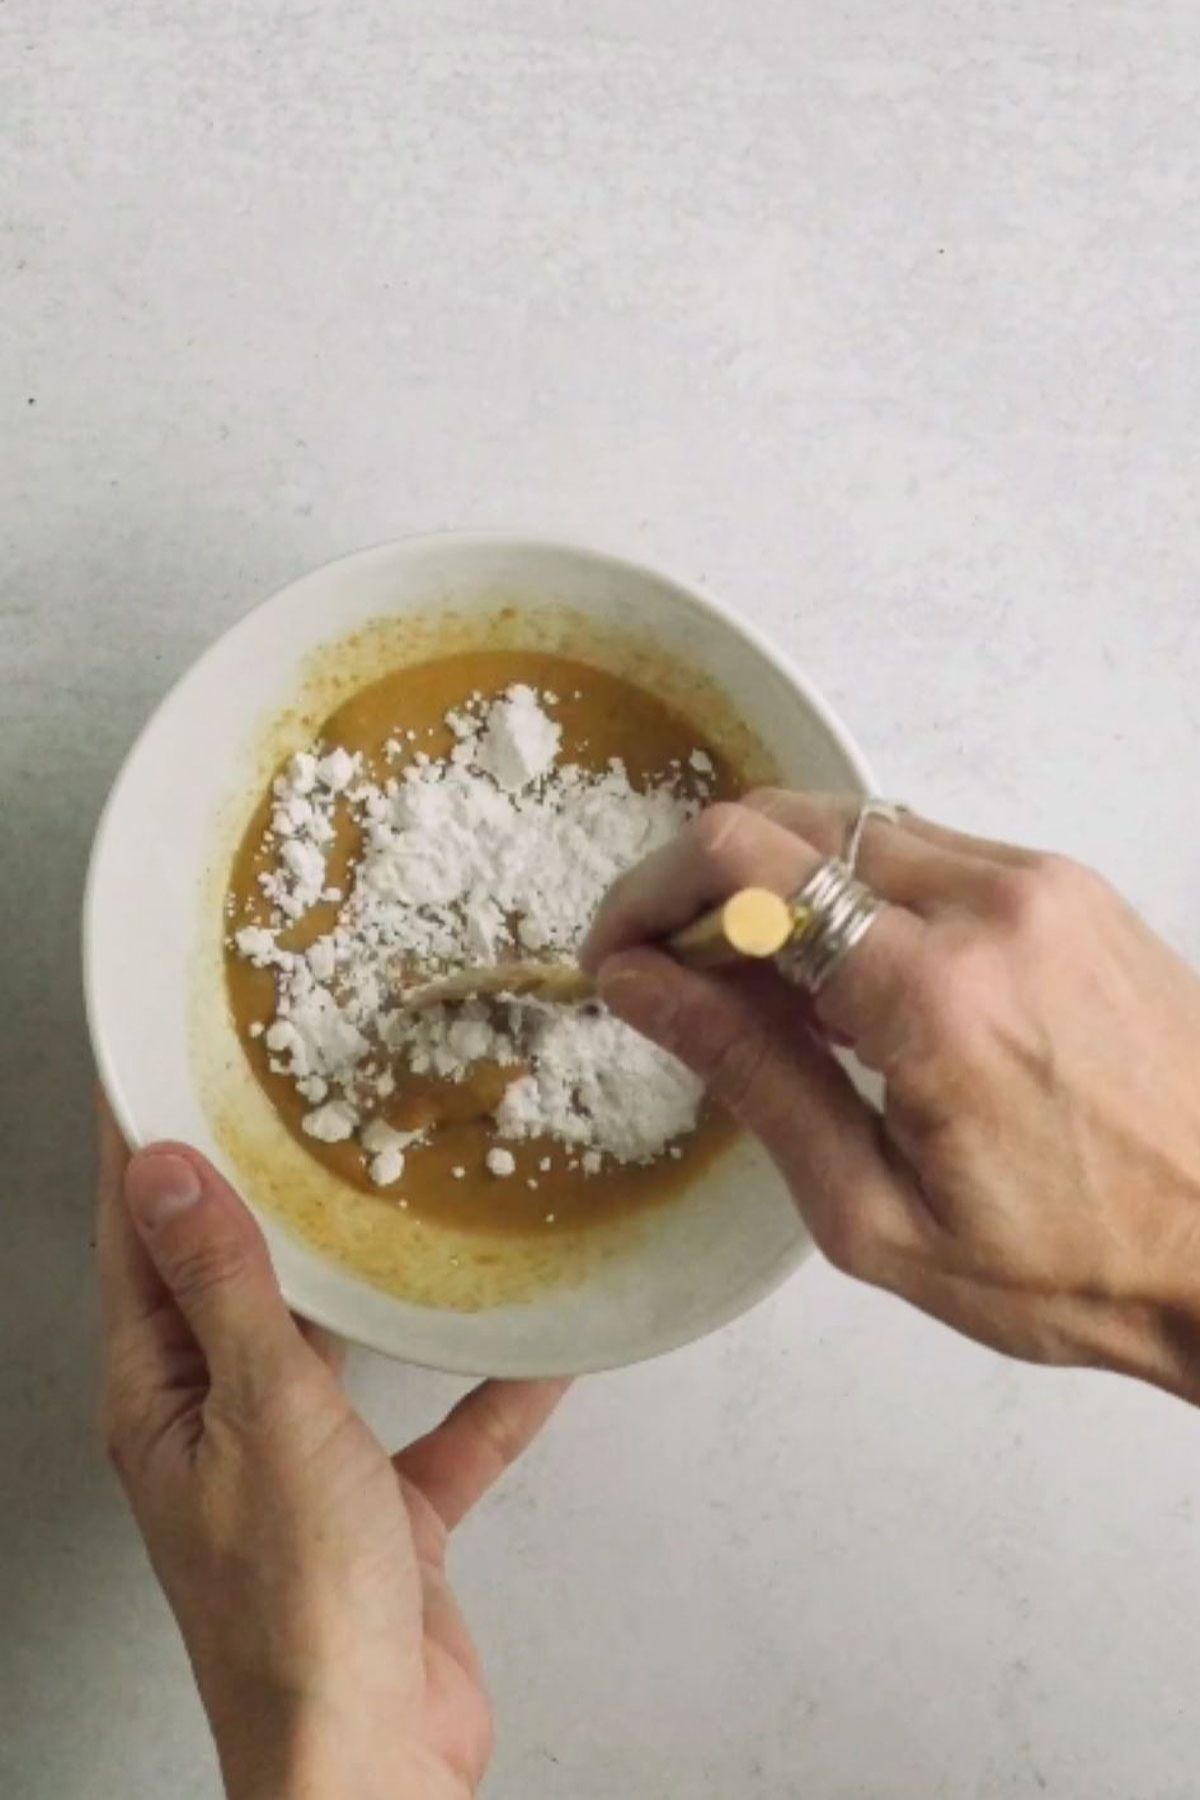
[84,534,872,1376]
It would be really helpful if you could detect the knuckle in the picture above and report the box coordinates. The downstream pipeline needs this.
[819,1209,875,1279]
[1039,853,1109,908]
[906,934,996,1059]
[987,855,1104,934]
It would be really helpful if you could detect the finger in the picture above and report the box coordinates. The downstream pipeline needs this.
[96,1094,184,1353]
[393,1379,570,1532]
[97,1097,215,1474]
[742,789,990,911]
[123,1144,309,1410]
[895,809,1040,869]
[582,798,948,968]
[598,948,928,1274]
[743,787,1040,876]
[583,801,926,1063]
[582,802,823,969]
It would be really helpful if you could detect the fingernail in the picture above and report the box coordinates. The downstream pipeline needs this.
[125,1152,203,1232]
[598,962,674,1036]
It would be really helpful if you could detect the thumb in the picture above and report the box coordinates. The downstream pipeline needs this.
[598,949,922,1278]
[124,1144,307,1406]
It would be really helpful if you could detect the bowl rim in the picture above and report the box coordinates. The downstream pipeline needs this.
[83,529,877,1371]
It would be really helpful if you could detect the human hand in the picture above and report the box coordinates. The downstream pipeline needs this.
[97,1105,567,1800]
[584,794,1200,1400]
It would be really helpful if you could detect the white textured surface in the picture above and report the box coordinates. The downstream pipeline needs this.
[3,3,1200,1795]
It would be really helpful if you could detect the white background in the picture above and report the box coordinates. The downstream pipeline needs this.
[4,3,1200,1795]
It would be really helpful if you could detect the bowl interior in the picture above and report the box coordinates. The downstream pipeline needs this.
[85,536,870,1375]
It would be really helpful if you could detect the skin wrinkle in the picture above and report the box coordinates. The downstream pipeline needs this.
[690,1011,776,1120]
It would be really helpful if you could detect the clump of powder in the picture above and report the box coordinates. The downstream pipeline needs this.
[472,683,561,789]
[494,1006,701,1162]
[230,684,707,1187]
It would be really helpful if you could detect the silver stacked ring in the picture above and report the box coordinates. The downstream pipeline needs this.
[775,857,883,996]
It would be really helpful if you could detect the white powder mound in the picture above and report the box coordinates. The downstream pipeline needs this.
[235,925,281,967]
[495,1008,701,1162]
[472,683,562,789]
[301,1099,358,1143]
[349,749,684,967]
[360,1120,424,1184]
[230,683,707,1189]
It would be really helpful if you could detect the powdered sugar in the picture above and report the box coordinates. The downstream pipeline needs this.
[471,683,562,789]
[230,683,707,1196]
[301,1098,359,1143]
[348,750,685,967]
[494,1007,701,1162]
[360,1119,422,1187]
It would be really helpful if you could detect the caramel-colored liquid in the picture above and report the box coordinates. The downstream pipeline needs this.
[225,651,740,1239]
